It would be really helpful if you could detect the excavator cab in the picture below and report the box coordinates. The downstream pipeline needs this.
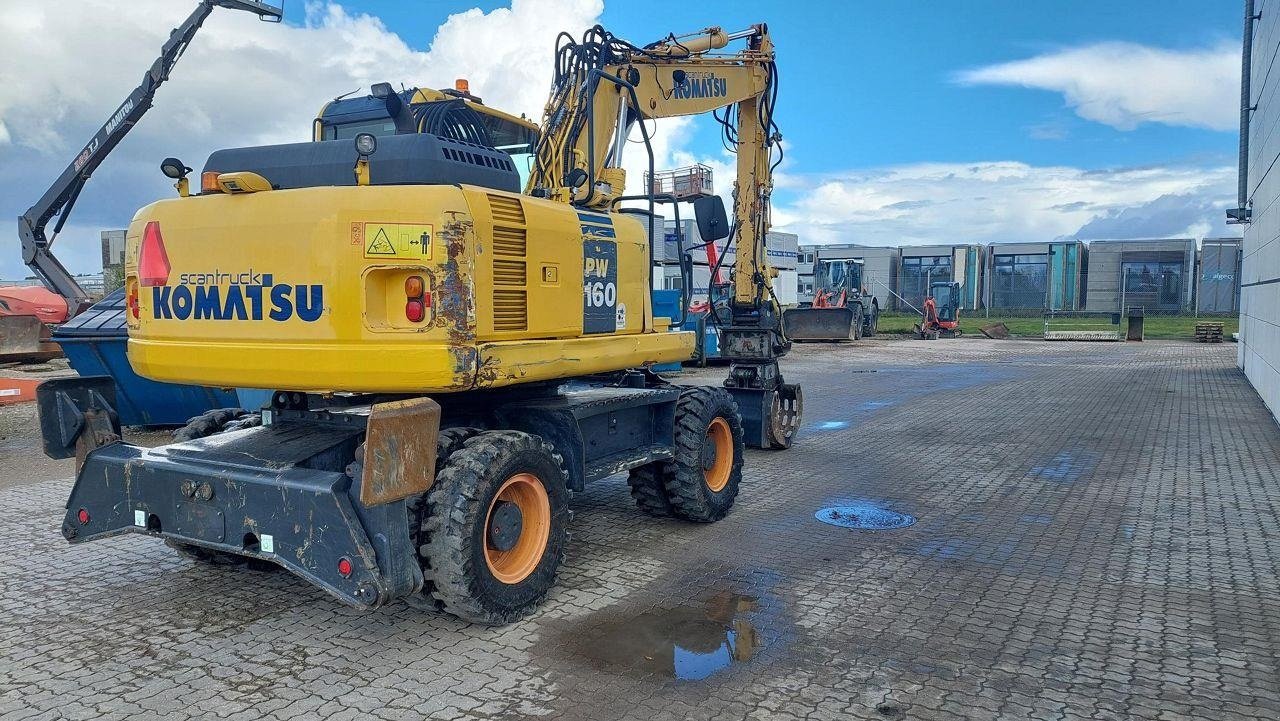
[916,280,963,339]
[931,281,960,323]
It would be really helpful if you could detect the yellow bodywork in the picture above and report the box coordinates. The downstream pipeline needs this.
[124,184,693,393]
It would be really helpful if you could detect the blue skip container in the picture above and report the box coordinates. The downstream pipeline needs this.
[53,289,241,426]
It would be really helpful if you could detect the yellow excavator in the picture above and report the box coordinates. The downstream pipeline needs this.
[38,20,799,624]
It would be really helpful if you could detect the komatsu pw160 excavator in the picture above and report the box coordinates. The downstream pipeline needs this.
[39,20,799,624]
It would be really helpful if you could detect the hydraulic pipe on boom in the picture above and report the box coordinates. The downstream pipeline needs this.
[17,0,282,315]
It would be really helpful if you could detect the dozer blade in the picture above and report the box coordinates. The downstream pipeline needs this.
[782,307,856,341]
[0,316,60,363]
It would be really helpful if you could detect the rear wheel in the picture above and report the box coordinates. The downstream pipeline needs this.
[417,430,569,624]
[661,387,745,522]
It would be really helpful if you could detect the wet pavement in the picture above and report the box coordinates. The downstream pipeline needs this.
[3,338,1279,720]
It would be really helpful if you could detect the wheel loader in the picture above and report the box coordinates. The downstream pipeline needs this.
[36,13,802,623]
[783,258,879,341]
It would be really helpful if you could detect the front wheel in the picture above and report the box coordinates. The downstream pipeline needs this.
[418,430,569,625]
[661,387,746,522]
[851,304,864,341]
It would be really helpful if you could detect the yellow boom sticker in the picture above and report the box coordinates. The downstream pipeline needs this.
[359,222,433,260]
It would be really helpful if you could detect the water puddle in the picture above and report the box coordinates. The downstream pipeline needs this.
[564,591,763,681]
[816,502,916,530]
[1029,450,1100,483]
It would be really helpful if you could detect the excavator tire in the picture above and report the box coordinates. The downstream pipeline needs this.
[627,463,676,517]
[865,306,879,337]
[661,387,745,522]
[171,408,261,442]
[417,430,569,625]
[852,304,864,341]
[166,539,279,572]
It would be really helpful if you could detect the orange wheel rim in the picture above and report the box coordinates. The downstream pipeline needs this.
[484,473,551,584]
[704,417,734,492]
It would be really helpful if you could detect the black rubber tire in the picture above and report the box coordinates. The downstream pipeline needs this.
[851,304,864,341]
[627,463,675,517]
[417,430,569,625]
[662,387,745,523]
[167,539,278,572]
[865,305,879,337]
[172,408,260,443]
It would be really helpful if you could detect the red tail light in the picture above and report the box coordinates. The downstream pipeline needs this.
[405,299,426,323]
[77,508,90,525]
[337,557,353,577]
[126,281,140,319]
[138,221,171,287]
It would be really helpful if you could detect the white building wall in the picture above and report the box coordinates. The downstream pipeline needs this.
[1242,0,1280,415]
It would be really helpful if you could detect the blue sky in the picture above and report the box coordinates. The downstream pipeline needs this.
[0,0,1245,278]
[342,0,1238,171]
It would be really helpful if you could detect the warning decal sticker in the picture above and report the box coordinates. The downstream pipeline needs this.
[358,222,433,260]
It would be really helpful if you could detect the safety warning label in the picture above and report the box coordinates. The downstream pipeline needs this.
[356,222,433,260]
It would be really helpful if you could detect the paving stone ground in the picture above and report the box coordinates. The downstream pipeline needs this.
[2,338,1278,720]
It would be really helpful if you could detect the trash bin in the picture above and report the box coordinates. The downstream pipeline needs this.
[1126,307,1145,342]
[53,289,241,426]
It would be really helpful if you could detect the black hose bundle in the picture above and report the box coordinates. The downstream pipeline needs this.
[414,100,493,147]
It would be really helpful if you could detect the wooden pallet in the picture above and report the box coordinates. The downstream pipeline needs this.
[1195,322,1224,343]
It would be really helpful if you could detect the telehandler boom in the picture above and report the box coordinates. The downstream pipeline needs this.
[18,0,283,315]
[39,22,799,624]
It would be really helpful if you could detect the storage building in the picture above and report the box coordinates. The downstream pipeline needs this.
[1083,238,1196,313]
[986,241,1086,311]
[899,244,984,312]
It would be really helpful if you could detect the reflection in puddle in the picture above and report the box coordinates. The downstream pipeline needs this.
[575,591,762,681]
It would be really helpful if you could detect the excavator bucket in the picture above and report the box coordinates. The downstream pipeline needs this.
[782,307,856,341]
[0,316,61,363]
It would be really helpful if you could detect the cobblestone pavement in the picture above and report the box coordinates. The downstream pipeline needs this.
[3,339,1279,720]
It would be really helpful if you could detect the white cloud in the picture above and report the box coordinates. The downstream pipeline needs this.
[957,41,1239,131]
[773,161,1236,247]
[0,0,602,278]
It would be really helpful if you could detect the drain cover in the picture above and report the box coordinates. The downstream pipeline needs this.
[815,503,915,530]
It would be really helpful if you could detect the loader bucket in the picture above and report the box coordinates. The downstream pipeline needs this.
[0,316,61,363]
[782,307,856,341]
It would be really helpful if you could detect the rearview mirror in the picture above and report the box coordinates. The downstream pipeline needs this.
[693,195,730,242]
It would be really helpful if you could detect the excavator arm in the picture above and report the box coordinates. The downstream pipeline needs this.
[529,24,800,448]
[529,25,779,307]
[17,0,281,315]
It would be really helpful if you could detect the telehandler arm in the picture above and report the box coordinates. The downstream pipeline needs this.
[17,0,282,315]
